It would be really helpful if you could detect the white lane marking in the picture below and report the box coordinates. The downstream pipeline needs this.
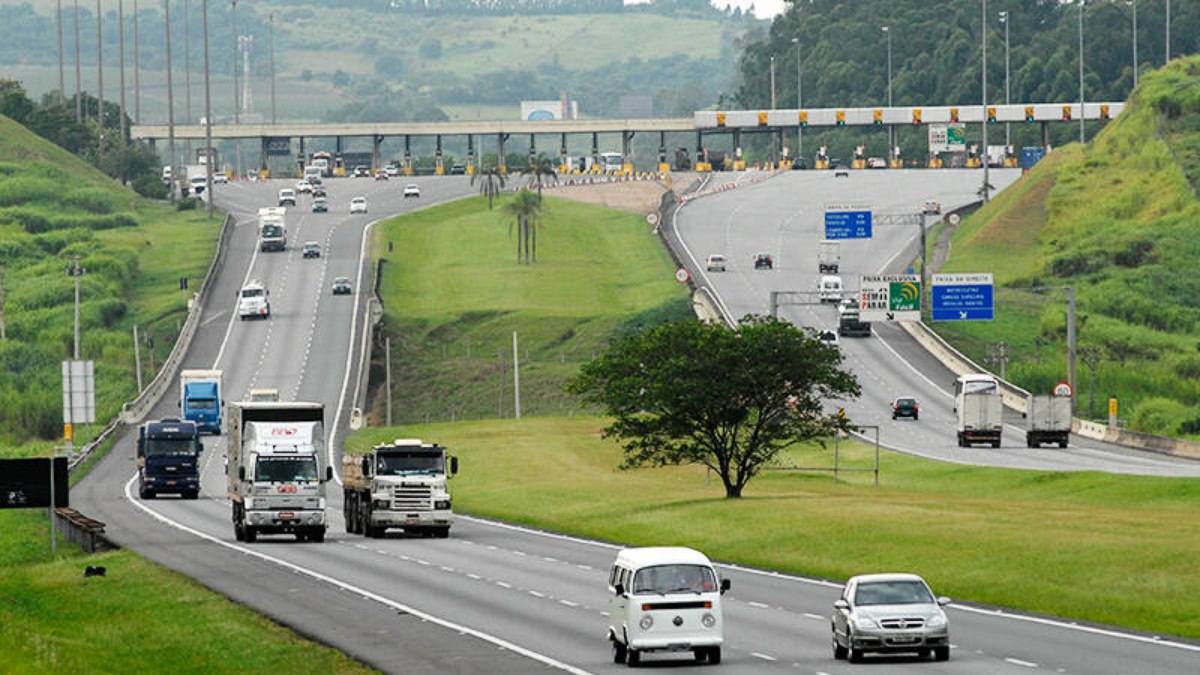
[751,652,777,661]
[456,515,1200,654]
[803,612,825,621]
[440,566,454,572]
[496,581,512,589]
[529,591,546,598]
[120,473,594,675]
[467,573,482,580]
[559,600,579,608]
[748,601,770,609]
[1004,657,1038,668]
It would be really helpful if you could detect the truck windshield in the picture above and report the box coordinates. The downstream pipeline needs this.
[377,451,444,475]
[145,438,197,457]
[188,398,216,411]
[241,288,264,298]
[255,456,319,482]
[261,225,283,238]
[631,564,717,594]
[962,380,998,395]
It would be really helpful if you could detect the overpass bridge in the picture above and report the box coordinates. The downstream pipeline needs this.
[130,102,1123,175]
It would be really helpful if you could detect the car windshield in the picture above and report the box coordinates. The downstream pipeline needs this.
[254,456,319,482]
[280,190,294,196]
[854,580,934,606]
[241,288,264,298]
[144,437,197,457]
[631,564,718,594]
[376,451,445,475]
[335,277,350,284]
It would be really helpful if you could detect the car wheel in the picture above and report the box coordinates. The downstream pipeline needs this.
[832,636,848,660]
[244,526,257,543]
[310,528,325,543]
[848,645,864,663]
[934,646,950,662]
[992,440,1001,448]
[612,640,627,664]
[707,647,721,665]
[626,648,640,667]
[914,413,919,421]
[1059,441,1068,448]
[693,648,706,662]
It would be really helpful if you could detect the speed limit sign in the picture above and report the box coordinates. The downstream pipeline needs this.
[1052,381,1073,397]
[646,212,660,226]
[674,268,690,284]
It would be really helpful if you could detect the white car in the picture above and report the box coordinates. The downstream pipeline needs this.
[295,181,313,194]
[832,573,950,663]
[350,196,368,214]
[867,157,887,169]
[385,165,401,177]
[403,184,421,198]
[278,188,296,206]
[211,172,229,184]
[705,254,727,272]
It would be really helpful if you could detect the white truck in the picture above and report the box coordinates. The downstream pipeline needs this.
[954,374,1003,447]
[237,280,271,320]
[179,369,223,434]
[343,439,458,538]
[185,164,207,194]
[1026,395,1072,448]
[226,402,330,543]
[257,206,287,252]
[817,240,840,274]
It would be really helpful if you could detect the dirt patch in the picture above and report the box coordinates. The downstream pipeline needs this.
[541,173,699,214]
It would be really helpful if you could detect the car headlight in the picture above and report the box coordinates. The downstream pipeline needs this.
[243,497,254,510]
[639,615,654,630]
[927,613,947,628]
[372,499,389,509]
[853,616,878,630]
[317,497,326,510]
[701,613,716,628]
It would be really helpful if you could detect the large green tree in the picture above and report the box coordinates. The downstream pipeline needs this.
[568,316,861,498]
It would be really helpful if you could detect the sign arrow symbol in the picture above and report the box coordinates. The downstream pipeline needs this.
[960,311,968,319]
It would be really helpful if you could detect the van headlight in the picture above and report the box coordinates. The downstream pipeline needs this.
[702,613,716,628]
[639,615,653,630]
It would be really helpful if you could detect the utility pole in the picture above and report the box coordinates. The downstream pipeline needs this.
[1000,10,1010,147]
[184,0,192,159]
[987,342,1009,381]
[385,337,392,427]
[981,0,990,202]
[231,0,239,123]
[57,0,66,104]
[96,0,105,165]
[202,0,214,217]
[1165,0,1170,64]
[74,0,82,123]
[1067,286,1077,398]
[133,0,139,122]
[118,0,127,147]
[1079,0,1086,145]
[0,263,6,340]
[268,12,275,124]
[1131,0,1138,89]
[791,36,800,161]
[512,331,521,420]
[165,0,176,200]
[69,256,84,359]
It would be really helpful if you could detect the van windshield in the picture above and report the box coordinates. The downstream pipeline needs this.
[631,564,717,594]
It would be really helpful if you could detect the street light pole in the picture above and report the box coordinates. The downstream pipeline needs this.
[231,0,239,124]
[57,0,65,104]
[202,0,214,217]
[269,12,276,124]
[981,0,990,202]
[769,54,776,166]
[1131,0,1138,89]
[74,0,82,122]
[1165,0,1170,64]
[791,36,800,161]
[132,0,139,122]
[1000,10,1010,148]
[118,0,126,147]
[883,26,892,162]
[184,0,192,162]
[96,0,104,166]
[165,0,176,200]
[1079,0,1085,145]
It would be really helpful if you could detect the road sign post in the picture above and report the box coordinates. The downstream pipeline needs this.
[931,274,995,321]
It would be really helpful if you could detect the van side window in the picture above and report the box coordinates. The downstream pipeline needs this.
[619,567,631,591]
[609,566,619,588]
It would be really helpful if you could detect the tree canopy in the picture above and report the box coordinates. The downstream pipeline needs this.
[567,316,861,498]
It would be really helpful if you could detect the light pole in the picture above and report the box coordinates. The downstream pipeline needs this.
[1078,0,1085,145]
[57,0,65,104]
[883,26,892,162]
[1165,0,1170,64]
[791,36,801,161]
[184,0,192,163]
[999,10,1010,148]
[132,0,139,122]
[118,0,126,147]
[96,0,105,166]
[769,54,776,166]
[1129,0,1138,89]
[269,12,275,124]
[74,0,82,122]
[165,0,176,200]
[981,0,990,202]
[202,0,214,217]
[231,0,239,124]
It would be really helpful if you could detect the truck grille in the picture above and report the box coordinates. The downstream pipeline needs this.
[390,485,432,510]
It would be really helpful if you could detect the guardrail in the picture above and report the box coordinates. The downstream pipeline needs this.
[54,507,114,553]
[68,211,235,473]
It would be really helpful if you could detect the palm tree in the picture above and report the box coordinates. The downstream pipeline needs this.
[520,155,558,201]
[471,165,506,210]
[504,189,543,264]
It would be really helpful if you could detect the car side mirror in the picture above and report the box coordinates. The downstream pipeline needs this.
[937,596,951,606]
[450,456,459,476]
[197,442,204,454]
[720,578,731,594]
[325,466,333,482]
[833,599,850,611]
[362,457,371,476]
[614,583,625,597]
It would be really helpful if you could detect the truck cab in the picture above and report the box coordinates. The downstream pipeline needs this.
[179,369,223,434]
[343,439,458,538]
[137,418,203,499]
[238,280,271,320]
[819,275,844,303]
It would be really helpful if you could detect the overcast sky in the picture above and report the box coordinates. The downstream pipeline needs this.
[712,0,787,20]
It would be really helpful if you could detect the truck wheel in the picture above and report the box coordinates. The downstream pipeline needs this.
[139,487,154,499]
[991,440,1001,448]
[310,529,325,543]
[707,647,721,665]
[185,490,199,500]
[244,527,257,543]
[1059,441,1068,448]
[934,646,950,661]
[434,527,450,539]
[344,499,354,531]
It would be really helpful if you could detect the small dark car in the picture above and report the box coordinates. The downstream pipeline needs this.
[754,253,774,270]
[892,396,920,420]
[312,185,327,198]
[311,198,328,214]
[331,276,353,295]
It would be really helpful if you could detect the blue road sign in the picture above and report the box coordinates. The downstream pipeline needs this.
[824,210,873,239]
[931,274,994,321]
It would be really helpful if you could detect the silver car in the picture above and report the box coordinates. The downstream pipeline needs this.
[831,573,950,663]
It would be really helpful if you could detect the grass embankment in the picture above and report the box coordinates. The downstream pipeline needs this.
[935,56,1200,432]
[349,417,1200,640]
[370,194,690,424]
[0,116,373,673]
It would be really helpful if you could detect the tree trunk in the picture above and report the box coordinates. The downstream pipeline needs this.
[532,222,537,263]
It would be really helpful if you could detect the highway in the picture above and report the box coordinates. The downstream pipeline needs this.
[670,169,1200,477]
[71,173,1200,674]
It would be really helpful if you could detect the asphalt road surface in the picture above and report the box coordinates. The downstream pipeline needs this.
[72,173,1200,675]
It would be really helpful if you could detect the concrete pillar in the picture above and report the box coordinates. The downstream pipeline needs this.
[435,135,445,175]
[497,133,507,174]
[373,135,383,172]
[621,131,634,175]
[559,132,569,173]
[403,135,413,175]
[466,134,476,174]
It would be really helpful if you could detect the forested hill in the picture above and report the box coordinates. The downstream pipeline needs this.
[737,0,1199,112]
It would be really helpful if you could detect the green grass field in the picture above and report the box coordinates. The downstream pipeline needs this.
[369,193,690,424]
[348,417,1200,639]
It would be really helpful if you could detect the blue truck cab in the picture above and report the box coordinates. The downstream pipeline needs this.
[137,418,203,499]
[179,369,223,434]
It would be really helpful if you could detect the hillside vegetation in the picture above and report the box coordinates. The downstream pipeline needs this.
[0,114,218,451]
[938,56,1200,434]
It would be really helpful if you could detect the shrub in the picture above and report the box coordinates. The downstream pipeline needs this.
[62,187,117,214]
[0,175,58,207]
[1048,249,1106,277]
[8,207,52,233]
[1128,397,1191,435]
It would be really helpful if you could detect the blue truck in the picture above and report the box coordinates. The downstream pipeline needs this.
[137,418,203,499]
[1020,146,1047,172]
[179,369,223,434]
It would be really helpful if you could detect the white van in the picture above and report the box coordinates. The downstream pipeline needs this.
[819,274,844,303]
[607,546,729,666]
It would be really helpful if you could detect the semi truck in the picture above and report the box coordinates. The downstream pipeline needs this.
[257,207,287,252]
[954,374,1003,447]
[179,369,223,434]
[137,418,203,499]
[343,438,458,538]
[837,304,872,337]
[226,402,330,543]
[1026,395,1072,448]
[817,240,840,274]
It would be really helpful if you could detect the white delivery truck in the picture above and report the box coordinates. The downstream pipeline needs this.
[817,240,840,274]
[819,275,844,303]
[257,207,287,252]
[343,439,458,538]
[226,402,330,543]
[954,374,1003,447]
[1026,395,1072,448]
